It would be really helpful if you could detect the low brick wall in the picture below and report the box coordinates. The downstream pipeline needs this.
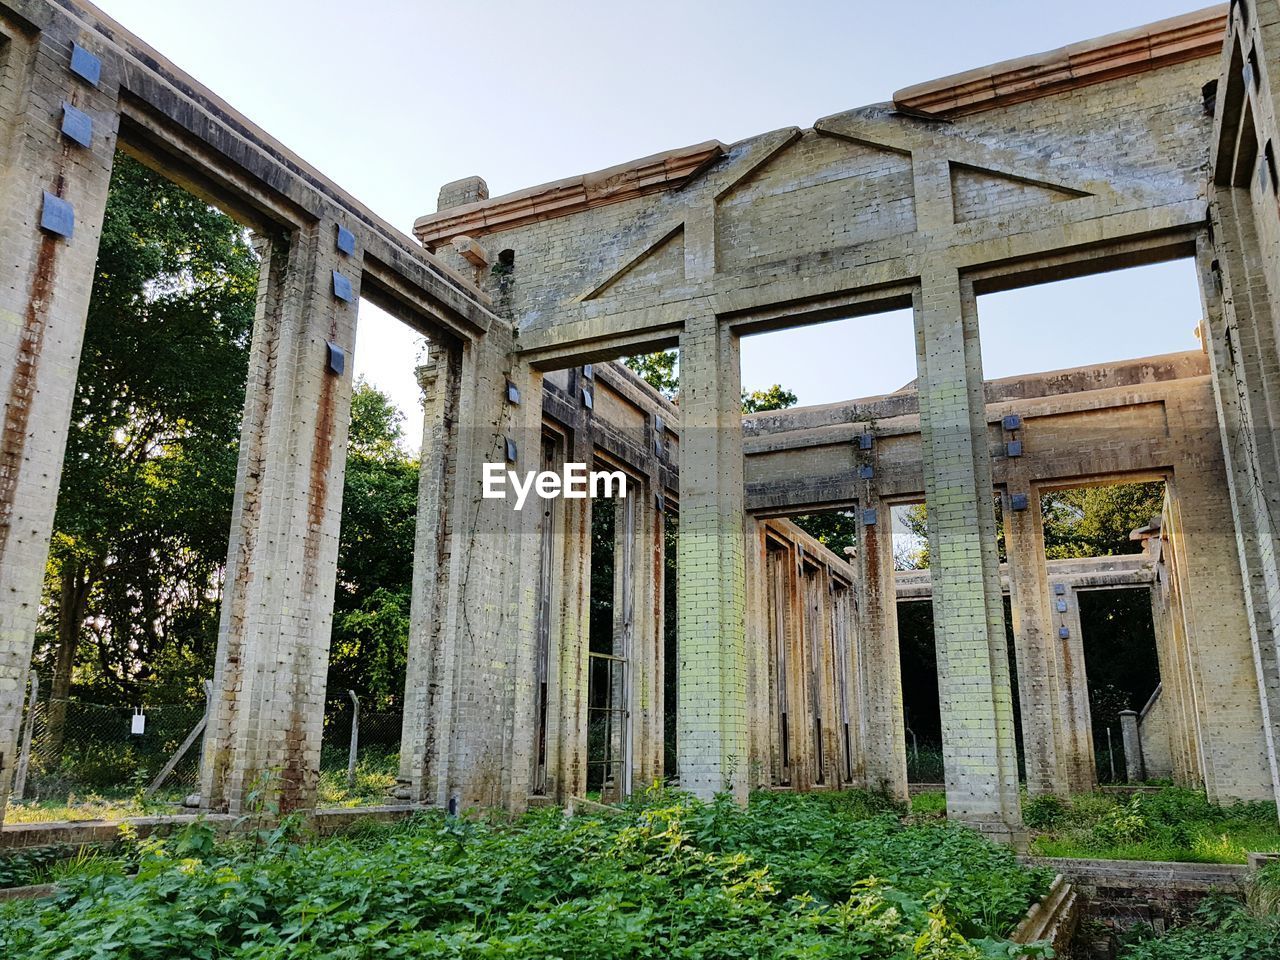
[0,804,421,853]
[1025,857,1249,933]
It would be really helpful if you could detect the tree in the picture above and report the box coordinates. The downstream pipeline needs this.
[1041,481,1163,559]
[741,384,798,413]
[36,153,258,716]
[326,382,420,706]
[623,351,678,400]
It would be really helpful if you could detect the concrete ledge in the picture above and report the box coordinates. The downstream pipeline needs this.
[413,141,725,249]
[0,813,237,851]
[1012,874,1080,955]
[893,6,1226,117]
[0,883,57,902]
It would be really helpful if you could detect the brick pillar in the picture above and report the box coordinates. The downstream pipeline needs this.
[1002,483,1068,796]
[200,222,359,815]
[1056,585,1096,792]
[853,496,908,800]
[914,271,1022,839]
[0,27,120,823]
[398,345,461,801]
[676,312,748,801]
[1120,710,1144,782]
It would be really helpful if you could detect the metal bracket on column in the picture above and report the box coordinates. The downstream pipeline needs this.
[61,103,93,147]
[1010,493,1029,511]
[858,465,874,480]
[325,341,346,376]
[40,191,75,238]
[70,42,102,86]
[862,508,878,526]
[856,433,874,450]
[332,270,355,303]
[335,225,356,256]
[505,437,518,462]
[505,380,521,405]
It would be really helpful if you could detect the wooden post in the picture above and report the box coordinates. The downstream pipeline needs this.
[12,672,38,801]
[145,679,212,797]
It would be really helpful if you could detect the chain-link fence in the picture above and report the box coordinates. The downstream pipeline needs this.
[318,696,403,805]
[15,687,206,804]
[9,676,405,811]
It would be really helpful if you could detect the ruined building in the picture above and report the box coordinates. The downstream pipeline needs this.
[2,1,1280,843]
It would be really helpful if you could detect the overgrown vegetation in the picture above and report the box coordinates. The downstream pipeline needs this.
[1116,869,1280,959]
[1027,787,1280,863]
[0,789,1054,958]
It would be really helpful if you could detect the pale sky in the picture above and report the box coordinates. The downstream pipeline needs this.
[92,0,1209,442]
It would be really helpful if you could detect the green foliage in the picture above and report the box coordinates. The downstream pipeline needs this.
[316,750,399,807]
[624,350,679,400]
[328,381,419,705]
[1028,786,1280,863]
[0,789,1054,958]
[1022,795,1067,830]
[1040,481,1163,560]
[910,791,947,819]
[790,510,859,557]
[741,384,798,413]
[35,153,259,701]
[1117,893,1280,959]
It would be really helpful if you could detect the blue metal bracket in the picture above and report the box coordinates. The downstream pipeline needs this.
[40,191,74,238]
[61,103,93,147]
[70,43,102,87]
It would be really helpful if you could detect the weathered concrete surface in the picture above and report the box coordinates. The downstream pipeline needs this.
[6,0,1280,838]
[0,0,500,824]
[1206,0,1280,816]
[413,5,1241,825]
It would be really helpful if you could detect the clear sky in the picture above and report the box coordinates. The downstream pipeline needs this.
[91,0,1210,441]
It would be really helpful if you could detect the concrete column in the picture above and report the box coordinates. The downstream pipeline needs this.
[676,312,748,801]
[0,26,120,823]
[853,496,908,800]
[1149,561,1200,786]
[1002,483,1067,796]
[435,346,543,811]
[1165,453,1274,802]
[1056,585,1096,793]
[200,222,359,814]
[1200,219,1280,813]
[913,270,1022,839]
[1119,710,1144,782]
[398,344,462,801]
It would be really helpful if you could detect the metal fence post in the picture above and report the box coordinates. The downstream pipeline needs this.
[346,690,360,790]
[12,671,38,800]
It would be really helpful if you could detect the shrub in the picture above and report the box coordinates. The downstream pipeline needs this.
[1024,794,1068,829]
[0,788,1054,959]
